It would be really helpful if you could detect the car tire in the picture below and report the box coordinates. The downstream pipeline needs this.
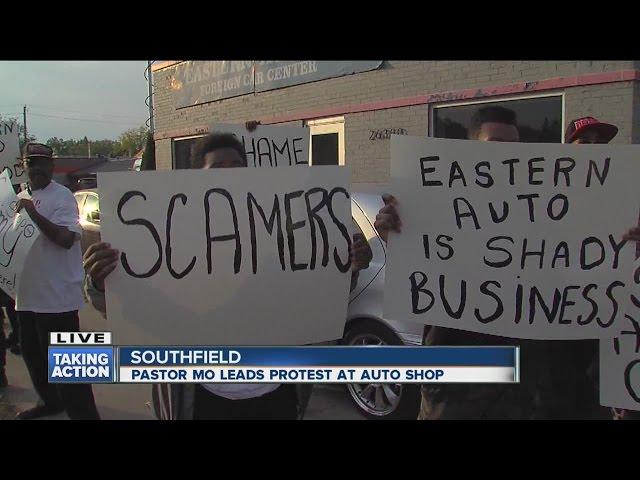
[343,319,422,420]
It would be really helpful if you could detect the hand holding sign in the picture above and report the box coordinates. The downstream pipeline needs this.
[15,198,36,216]
[83,242,119,291]
[622,226,640,243]
[245,120,261,132]
[374,194,401,242]
[350,233,372,272]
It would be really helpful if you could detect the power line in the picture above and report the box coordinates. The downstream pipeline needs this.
[28,112,143,125]
[3,105,145,122]
[2,103,144,120]
[29,106,144,120]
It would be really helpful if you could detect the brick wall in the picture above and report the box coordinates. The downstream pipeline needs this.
[345,105,427,184]
[152,61,638,183]
[564,82,636,144]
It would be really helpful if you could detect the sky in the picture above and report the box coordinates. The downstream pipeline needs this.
[0,61,150,141]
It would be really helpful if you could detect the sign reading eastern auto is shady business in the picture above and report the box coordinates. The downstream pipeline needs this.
[170,61,383,109]
[383,136,640,340]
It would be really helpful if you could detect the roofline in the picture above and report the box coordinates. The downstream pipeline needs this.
[151,61,183,72]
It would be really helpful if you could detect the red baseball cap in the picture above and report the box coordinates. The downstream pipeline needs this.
[565,117,618,144]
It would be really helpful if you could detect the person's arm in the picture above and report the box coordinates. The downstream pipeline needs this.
[16,199,76,249]
[245,120,261,132]
[374,194,401,243]
[84,242,119,291]
[83,242,119,316]
[350,270,360,293]
[622,226,640,242]
[84,274,107,317]
[349,233,372,293]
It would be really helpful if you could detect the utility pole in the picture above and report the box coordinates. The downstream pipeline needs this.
[147,60,154,134]
[22,105,27,145]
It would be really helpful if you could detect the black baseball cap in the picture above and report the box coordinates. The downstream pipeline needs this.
[23,142,53,160]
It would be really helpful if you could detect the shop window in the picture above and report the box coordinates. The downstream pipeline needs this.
[431,95,563,143]
[306,117,345,166]
[172,136,204,170]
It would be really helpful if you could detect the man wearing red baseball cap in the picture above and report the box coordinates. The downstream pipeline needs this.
[565,116,619,144]
[564,116,631,419]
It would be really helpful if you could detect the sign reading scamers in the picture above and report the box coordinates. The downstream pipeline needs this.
[99,166,353,346]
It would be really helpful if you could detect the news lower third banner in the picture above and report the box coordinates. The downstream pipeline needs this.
[47,332,519,384]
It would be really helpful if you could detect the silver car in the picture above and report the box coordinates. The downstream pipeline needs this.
[344,192,424,419]
[80,191,424,420]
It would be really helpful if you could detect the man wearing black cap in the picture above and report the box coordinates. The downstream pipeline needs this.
[14,143,100,420]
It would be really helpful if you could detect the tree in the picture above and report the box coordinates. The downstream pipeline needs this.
[91,139,119,157]
[115,126,149,157]
[0,115,36,152]
[140,132,156,170]
[46,137,65,155]
[46,137,121,157]
[42,125,149,159]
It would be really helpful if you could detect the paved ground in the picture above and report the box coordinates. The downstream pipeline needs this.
[0,304,365,420]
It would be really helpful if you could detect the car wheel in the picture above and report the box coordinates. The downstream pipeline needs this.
[344,319,421,420]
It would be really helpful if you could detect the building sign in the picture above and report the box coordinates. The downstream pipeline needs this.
[171,61,383,109]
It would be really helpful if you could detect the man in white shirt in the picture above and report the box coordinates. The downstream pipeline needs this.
[14,143,100,420]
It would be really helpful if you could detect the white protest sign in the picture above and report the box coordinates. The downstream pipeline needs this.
[600,258,640,410]
[0,171,39,298]
[384,136,640,340]
[210,123,310,167]
[99,166,352,345]
[0,121,25,185]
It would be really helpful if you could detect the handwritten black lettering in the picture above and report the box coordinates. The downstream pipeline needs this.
[118,191,163,278]
[475,280,503,323]
[420,156,442,187]
[166,194,197,279]
[247,193,285,274]
[409,271,434,314]
[586,157,611,187]
[327,187,351,273]
[453,197,480,230]
[204,188,241,274]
